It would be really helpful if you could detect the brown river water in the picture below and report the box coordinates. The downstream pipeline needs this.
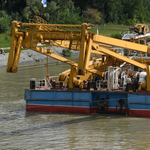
[0,59,150,149]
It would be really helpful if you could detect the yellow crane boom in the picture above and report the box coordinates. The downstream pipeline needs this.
[6,17,150,90]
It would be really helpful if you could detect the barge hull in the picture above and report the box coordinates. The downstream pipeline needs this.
[26,105,91,114]
[25,89,150,117]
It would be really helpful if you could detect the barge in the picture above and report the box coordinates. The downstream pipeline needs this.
[25,83,150,117]
[6,16,150,117]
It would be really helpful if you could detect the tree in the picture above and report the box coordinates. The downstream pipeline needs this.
[56,0,82,24]
[0,0,4,10]
[0,11,10,33]
[83,8,101,24]
[1,0,150,29]
[11,0,26,15]
[23,0,82,24]
[6,0,11,15]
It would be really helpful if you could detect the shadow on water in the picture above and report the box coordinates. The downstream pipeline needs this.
[0,111,127,137]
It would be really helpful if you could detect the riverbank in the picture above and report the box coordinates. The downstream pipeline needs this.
[0,47,79,68]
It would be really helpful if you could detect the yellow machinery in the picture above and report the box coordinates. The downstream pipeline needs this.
[130,24,149,35]
[6,16,150,91]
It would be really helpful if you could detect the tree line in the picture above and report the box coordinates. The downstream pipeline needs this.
[0,0,150,33]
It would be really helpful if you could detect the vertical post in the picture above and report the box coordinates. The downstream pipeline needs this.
[83,35,93,73]
[69,66,77,88]
[138,40,143,63]
[46,56,49,83]
[125,49,130,72]
[6,21,18,72]
[147,66,150,91]
[140,52,143,63]
[77,23,88,75]
[12,35,23,72]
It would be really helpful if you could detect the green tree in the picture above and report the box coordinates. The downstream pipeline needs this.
[0,0,4,10]
[83,8,101,24]
[23,0,82,24]
[73,0,122,24]
[62,49,72,57]
[2,0,150,28]
[0,11,10,33]
[11,0,26,16]
[57,0,82,24]
[135,0,150,23]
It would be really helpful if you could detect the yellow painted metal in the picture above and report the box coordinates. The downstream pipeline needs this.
[147,66,150,91]
[92,42,113,50]
[91,50,105,55]
[6,18,150,90]
[138,82,147,90]
[83,36,93,73]
[137,40,143,64]
[6,23,23,72]
[51,40,81,51]
[33,46,78,67]
[86,67,105,76]
[97,46,147,70]
[69,66,77,88]
[56,69,70,83]
[93,34,150,53]
[77,23,88,74]
[11,35,23,73]
[134,58,150,64]
[124,49,130,72]
[34,31,81,41]
[6,21,18,72]
[140,52,143,63]
[22,23,82,28]
[130,24,149,35]
[49,40,105,55]
[46,56,49,83]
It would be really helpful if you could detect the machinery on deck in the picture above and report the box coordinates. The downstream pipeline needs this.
[129,24,149,35]
[6,16,150,92]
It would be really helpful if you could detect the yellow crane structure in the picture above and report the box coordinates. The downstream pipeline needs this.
[130,24,149,35]
[6,16,150,91]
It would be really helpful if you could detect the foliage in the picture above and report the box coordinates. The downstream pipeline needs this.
[83,8,101,24]
[73,0,150,25]
[62,49,72,57]
[110,33,122,39]
[10,12,22,22]
[0,11,10,33]
[22,0,82,24]
[1,0,150,34]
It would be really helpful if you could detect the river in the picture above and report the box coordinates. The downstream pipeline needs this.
[0,59,150,149]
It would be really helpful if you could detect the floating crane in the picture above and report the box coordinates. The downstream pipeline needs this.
[6,16,150,91]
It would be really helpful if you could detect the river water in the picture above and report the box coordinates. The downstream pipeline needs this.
[0,59,150,150]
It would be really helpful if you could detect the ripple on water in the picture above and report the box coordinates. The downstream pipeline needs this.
[1,63,150,149]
